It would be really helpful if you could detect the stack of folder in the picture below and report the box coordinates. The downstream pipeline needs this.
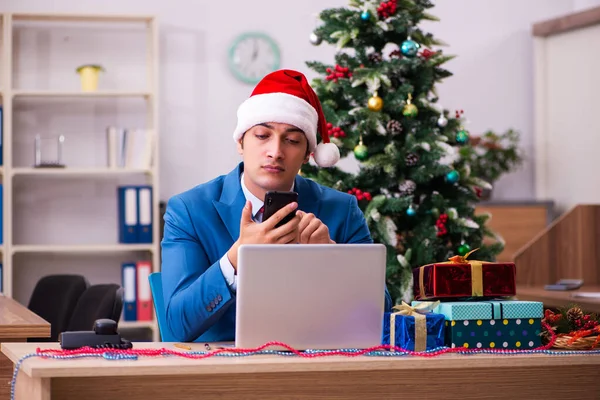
[117,185,153,244]
[121,261,153,322]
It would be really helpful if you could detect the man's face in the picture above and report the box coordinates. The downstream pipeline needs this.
[237,122,310,199]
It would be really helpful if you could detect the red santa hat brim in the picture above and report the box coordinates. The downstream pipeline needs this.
[233,92,318,150]
[232,69,340,168]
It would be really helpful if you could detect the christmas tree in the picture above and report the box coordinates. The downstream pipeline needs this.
[302,0,504,304]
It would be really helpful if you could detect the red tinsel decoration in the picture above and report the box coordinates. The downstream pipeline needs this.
[326,65,352,82]
[419,48,436,60]
[377,0,397,19]
[327,123,347,138]
[435,213,448,237]
[348,187,372,202]
[33,321,560,360]
[389,49,402,59]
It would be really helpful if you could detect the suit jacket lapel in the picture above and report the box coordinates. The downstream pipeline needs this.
[213,164,246,242]
[295,174,321,216]
[214,165,322,242]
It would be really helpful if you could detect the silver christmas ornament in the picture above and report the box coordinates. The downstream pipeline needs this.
[437,115,448,127]
[309,32,322,46]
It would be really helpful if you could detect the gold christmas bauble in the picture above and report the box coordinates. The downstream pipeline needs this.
[402,92,418,118]
[367,93,383,112]
[402,103,418,117]
[353,143,369,161]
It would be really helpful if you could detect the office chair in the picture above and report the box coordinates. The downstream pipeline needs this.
[66,284,124,332]
[148,272,177,341]
[27,274,89,342]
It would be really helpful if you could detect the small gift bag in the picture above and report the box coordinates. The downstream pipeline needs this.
[382,301,445,351]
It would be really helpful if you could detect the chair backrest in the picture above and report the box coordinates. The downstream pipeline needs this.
[148,272,176,342]
[28,274,89,342]
[66,284,124,332]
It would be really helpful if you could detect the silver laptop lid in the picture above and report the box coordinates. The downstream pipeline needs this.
[235,244,386,350]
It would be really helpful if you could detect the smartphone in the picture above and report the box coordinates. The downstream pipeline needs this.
[544,279,584,291]
[262,191,298,227]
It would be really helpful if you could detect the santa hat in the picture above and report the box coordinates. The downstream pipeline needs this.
[233,69,340,168]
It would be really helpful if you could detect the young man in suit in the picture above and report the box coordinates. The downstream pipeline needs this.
[161,69,392,342]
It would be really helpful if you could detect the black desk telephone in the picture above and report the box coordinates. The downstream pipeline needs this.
[60,319,133,350]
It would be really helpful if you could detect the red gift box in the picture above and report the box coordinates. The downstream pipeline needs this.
[412,249,516,301]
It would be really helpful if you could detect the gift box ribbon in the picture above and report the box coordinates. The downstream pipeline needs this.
[418,248,488,298]
[390,301,440,352]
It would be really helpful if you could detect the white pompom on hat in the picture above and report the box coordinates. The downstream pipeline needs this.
[233,69,340,167]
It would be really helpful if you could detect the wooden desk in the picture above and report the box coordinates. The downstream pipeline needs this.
[0,296,50,400]
[2,342,600,400]
[517,285,600,313]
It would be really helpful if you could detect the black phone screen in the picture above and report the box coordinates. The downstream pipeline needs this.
[262,191,298,227]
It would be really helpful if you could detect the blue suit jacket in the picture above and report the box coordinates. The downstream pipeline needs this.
[161,162,392,342]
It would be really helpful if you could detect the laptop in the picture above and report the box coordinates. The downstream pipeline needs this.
[235,244,387,350]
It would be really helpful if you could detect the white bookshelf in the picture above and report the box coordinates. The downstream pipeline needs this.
[11,244,156,254]
[13,90,153,98]
[11,167,153,176]
[0,13,161,340]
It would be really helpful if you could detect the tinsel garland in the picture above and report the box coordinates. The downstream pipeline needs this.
[9,322,600,400]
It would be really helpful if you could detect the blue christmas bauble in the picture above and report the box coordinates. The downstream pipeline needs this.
[406,206,416,217]
[445,170,460,184]
[456,129,469,145]
[401,39,420,57]
[360,10,371,21]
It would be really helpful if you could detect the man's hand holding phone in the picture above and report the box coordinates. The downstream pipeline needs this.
[296,211,335,244]
[227,201,301,270]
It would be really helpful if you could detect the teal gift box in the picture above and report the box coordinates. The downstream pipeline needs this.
[412,300,543,350]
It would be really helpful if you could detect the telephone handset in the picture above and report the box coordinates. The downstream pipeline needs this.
[60,319,133,350]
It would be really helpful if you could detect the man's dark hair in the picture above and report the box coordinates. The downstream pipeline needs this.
[240,133,311,157]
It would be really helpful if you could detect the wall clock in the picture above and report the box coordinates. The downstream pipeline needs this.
[228,32,281,85]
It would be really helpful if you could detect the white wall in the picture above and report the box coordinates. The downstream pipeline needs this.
[0,0,597,303]
[1,0,591,201]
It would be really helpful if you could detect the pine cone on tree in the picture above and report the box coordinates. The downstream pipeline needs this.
[398,180,416,195]
[368,52,383,63]
[405,153,419,166]
[567,307,583,323]
[387,120,402,135]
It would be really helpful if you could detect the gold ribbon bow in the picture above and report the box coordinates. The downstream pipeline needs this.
[389,301,440,352]
[419,248,488,299]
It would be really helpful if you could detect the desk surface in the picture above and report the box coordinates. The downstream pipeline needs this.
[517,285,600,312]
[0,296,50,340]
[3,342,600,379]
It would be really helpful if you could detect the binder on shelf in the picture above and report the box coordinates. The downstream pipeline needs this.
[0,106,3,166]
[122,262,137,321]
[0,184,3,245]
[0,264,3,293]
[138,186,153,244]
[118,186,138,243]
[136,261,153,321]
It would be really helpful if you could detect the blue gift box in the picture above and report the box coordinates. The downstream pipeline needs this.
[381,311,445,351]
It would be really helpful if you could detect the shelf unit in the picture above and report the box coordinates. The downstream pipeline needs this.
[0,13,161,340]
